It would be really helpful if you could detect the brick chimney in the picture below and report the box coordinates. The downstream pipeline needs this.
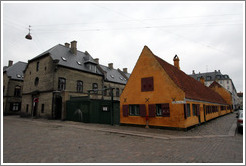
[108,63,113,69]
[8,60,13,67]
[173,55,180,70]
[70,40,77,55]
[200,76,205,85]
[123,68,128,73]
[94,58,99,64]
[65,43,70,48]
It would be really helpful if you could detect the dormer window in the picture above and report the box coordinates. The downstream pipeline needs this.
[61,57,67,61]
[206,76,212,81]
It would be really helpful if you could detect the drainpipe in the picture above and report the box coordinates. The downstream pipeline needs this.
[111,88,114,126]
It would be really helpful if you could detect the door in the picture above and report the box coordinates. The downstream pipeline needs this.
[53,95,62,119]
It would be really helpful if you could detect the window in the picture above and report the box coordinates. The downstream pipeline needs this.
[227,80,229,84]
[11,103,20,111]
[116,88,120,97]
[34,77,39,86]
[41,104,44,113]
[184,104,191,118]
[156,104,162,116]
[14,86,21,97]
[156,104,170,117]
[192,104,197,116]
[26,104,29,113]
[206,76,212,81]
[197,77,201,81]
[36,62,39,71]
[103,86,107,96]
[129,105,140,116]
[61,57,67,61]
[77,81,83,92]
[92,83,98,94]
[141,77,154,92]
[58,77,66,91]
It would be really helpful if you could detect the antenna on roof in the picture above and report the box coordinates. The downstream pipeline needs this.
[25,25,32,40]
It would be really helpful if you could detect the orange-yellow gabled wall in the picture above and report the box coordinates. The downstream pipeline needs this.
[210,84,232,106]
[120,46,187,128]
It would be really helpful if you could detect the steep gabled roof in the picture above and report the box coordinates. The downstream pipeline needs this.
[3,61,27,80]
[147,47,227,105]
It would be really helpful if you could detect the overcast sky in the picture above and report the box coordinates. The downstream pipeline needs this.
[1,1,244,92]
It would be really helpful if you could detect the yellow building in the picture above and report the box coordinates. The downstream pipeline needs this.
[209,81,233,115]
[120,46,231,129]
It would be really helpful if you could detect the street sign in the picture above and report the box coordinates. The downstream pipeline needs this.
[34,98,39,103]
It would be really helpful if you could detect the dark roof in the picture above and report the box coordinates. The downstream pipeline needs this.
[189,71,230,81]
[3,61,27,80]
[30,44,102,75]
[99,65,128,84]
[146,46,227,104]
[237,92,243,97]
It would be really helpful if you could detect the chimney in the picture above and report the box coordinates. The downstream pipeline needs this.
[8,60,13,67]
[173,55,180,70]
[123,68,128,73]
[192,70,195,74]
[70,40,77,55]
[65,43,70,48]
[200,76,205,85]
[108,63,113,69]
[94,58,99,64]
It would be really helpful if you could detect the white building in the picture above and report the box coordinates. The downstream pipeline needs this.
[190,70,240,110]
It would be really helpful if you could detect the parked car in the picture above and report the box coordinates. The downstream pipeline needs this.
[237,110,243,133]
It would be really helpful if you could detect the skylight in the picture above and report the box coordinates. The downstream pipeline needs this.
[77,61,82,65]
[16,74,21,78]
[110,75,114,78]
[61,57,67,61]
[119,77,123,80]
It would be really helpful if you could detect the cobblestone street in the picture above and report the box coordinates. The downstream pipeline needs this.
[3,112,243,163]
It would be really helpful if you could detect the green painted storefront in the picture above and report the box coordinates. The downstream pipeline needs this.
[66,96,120,125]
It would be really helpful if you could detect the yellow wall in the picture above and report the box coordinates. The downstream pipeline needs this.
[120,47,231,129]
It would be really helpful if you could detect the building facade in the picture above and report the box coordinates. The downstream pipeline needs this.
[21,41,129,120]
[189,70,240,110]
[3,61,27,115]
[120,46,231,129]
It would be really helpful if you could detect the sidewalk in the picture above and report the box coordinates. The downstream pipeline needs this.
[5,111,237,140]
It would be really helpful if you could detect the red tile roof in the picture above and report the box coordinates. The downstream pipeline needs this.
[152,51,227,105]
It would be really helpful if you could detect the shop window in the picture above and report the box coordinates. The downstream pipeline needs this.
[14,86,21,97]
[58,77,66,91]
[141,77,154,92]
[77,81,83,92]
